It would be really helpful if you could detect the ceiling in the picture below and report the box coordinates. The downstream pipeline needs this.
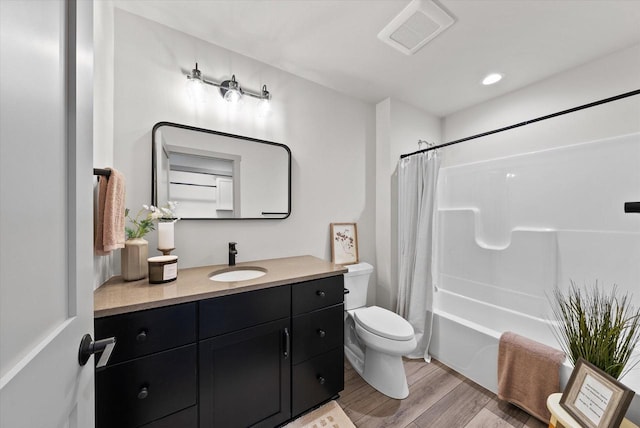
[114,0,640,117]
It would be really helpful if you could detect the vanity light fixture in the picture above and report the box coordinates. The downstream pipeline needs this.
[185,63,272,110]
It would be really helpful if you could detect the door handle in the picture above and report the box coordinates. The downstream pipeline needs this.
[283,328,290,359]
[78,334,116,368]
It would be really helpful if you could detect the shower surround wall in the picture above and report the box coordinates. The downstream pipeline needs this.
[431,44,640,423]
[430,133,640,420]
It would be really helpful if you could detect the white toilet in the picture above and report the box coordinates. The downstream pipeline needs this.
[343,262,417,399]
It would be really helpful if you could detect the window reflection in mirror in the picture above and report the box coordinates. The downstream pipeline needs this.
[152,122,291,219]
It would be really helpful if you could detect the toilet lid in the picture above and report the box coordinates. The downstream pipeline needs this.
[354,306,414,341]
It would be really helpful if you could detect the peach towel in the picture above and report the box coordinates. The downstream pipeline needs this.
[497,331,565,424]
[95,168,126,255]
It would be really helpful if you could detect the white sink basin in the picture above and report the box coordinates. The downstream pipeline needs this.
[209,267,267,282]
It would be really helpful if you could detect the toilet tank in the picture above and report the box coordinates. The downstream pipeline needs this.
[343,262,374,310]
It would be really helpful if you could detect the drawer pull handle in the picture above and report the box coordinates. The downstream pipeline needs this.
[317,329,326,338]
[137,386,149,400]
[316,290,326,298]
[317,376,326,385]
[136,330,148,342]
[283,328,290,359]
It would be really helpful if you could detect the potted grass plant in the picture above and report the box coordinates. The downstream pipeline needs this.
[550,281,640,380]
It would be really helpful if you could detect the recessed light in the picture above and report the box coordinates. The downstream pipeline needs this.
[482,73,503,85]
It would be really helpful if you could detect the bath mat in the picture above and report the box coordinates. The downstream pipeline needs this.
[284,400,356,428]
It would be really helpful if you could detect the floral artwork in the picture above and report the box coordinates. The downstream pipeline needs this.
[330,223,359,265]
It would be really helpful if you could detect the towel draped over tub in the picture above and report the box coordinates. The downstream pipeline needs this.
[498,331,565,423]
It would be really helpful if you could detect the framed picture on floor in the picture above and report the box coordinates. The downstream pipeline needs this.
[330,223,358,265]
[560,358,635,428]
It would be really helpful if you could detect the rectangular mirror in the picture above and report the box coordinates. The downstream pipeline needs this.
[152,122,291,219]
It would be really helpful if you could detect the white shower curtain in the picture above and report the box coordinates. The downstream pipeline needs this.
[396,150,440,361]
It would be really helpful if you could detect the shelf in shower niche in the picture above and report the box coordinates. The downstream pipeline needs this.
[438,208,557,251]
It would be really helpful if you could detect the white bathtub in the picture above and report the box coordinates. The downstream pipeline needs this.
[429,287,640,423]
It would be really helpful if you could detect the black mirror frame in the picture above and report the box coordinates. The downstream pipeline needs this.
[151,121,291,220]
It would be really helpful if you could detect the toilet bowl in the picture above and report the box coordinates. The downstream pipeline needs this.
[343,263,417,399]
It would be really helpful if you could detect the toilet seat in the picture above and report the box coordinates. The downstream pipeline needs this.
[353,306,414,341]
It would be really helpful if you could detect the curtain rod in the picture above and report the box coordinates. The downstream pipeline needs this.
[400,89,640,159]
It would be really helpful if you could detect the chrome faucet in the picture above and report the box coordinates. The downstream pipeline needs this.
[228,242,238,266]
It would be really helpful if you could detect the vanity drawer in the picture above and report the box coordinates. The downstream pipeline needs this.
[96,344,197,428]
[292,347,344,417]
[292,304,344,364]
[95,302,196,365]
[199,284,290,339]
[292,275,344,315]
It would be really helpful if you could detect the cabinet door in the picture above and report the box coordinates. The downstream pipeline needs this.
[199,318,291,428]
[216,177,234,211]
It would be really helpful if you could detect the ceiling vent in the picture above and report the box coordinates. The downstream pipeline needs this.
[378,0,454,55]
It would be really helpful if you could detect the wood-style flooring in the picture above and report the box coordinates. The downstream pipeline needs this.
[337,358,548,428]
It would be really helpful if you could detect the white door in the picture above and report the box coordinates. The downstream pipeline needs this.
[0,1,95,427]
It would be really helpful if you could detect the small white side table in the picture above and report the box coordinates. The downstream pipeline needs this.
[546,393,638,428]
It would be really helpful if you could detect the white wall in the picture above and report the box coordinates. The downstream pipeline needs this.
[93,0,117,287]
[376,98,441,309]
[442,43,640,166]
[93,8,375,282]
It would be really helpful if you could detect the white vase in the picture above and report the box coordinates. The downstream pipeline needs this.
[121,238,148,281]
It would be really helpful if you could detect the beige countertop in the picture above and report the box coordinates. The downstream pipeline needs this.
[94,255,347,318]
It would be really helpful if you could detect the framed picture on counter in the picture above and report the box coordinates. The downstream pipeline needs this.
[330,223,359,265]
[560,358,634,428]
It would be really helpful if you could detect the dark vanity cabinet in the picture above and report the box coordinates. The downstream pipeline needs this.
[199,285,292,428]
[94,303,198,428]
[94,274,344,428]
[291,276,345,417]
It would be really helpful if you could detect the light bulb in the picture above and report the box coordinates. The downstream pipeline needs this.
[186,63,206,103]
[257,98,271,117]
[186,77,206,103]
[257,84,271,117]
[224,89,242,104]
[222,75,242,104]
